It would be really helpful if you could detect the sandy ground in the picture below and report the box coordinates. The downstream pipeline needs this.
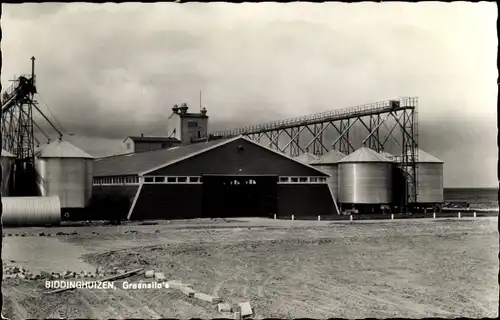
[2,217,498,319]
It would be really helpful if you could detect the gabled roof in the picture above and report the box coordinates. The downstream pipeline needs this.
[294,152,319,164]
[313,150,345,165]
[35,140,94,159]
[400,148,444,163]
[94,135,329,177]
[1,149,15,158]
[124,136,180,143]
[338,147,392,163]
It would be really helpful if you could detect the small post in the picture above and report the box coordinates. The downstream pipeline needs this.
[473,211,476,218]
[292,214,294,221]
[350,215,353,221]
[391,214,394,220]
[274,214,276,220]
[433,212,436,219]
[318,215,321,221]
[458,212,461,218]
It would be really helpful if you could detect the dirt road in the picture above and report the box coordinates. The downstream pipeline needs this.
[2,217,498,319]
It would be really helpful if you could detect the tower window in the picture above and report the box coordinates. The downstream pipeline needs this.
[188,121,198,127]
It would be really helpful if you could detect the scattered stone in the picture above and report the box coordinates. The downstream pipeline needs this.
[154,230,160,233]
[181,286,195,298]
[38,232,45,236]
[17,273,26,279]
[46,233,51,236]
[168,281,191,290]
[52,273,60,279]
[70,232,78,235]
[238,302,253,317]
[15,234,19,237]
[117,269,126,275]
[194,292,221,304]
[154,272,166,281]
[7,234,12,236]
[218,303,232,313]
[21,234,26,237]
[145,270,155,278]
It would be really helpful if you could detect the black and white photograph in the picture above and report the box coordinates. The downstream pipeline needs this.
[0,2,498,319]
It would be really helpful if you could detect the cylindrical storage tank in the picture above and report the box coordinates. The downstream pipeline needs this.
[294,152,319,164]
[1,196,61,227]
[338,147,393,204]
[35,140,94,209]
[403,149,444,204]
[1,149,16,197]
[311,150,345,200]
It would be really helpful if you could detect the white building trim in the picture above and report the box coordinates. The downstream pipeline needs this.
[277,176,327,184]
[93,176,140,186]
[141,176,203,184]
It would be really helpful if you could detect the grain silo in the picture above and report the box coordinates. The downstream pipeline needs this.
[404,149,444,206]
[338,147,393,213]
[1,149,16,197]
[35,139,94,210]
[311,149,345,200]
[294,152,319,164]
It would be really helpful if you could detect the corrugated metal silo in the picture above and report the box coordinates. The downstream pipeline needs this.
[294,152,319,164]
[405,149,444,204]
[311,149,345,199]
[338,147,393,205]
[1,149,16,197]
[1,196,61,227]
[35,140,94,209]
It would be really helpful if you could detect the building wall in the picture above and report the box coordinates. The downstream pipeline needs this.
[277,184,337,217]
[123,138,178,154]
[90,185,139,220]
[149,139,326,177]
[127,183,335,220]
[180,116,208,144]
[131,184,203,220]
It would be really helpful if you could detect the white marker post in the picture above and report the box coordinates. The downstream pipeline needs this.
[318,215,321,221]
[433,212,436,219]
[474,211,477,218]
[291,214,294,221]
[274,214,276,220]
[350,215,353,221]
[458,212,461,218]
[391,214,394,220]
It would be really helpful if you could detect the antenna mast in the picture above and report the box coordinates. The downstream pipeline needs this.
[199,90,202,112]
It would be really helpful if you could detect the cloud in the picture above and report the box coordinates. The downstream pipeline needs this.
[1,2,497,187]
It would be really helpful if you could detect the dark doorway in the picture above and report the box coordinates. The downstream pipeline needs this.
[202,175,278,218]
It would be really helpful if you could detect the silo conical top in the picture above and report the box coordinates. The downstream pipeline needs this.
[314,149,345,165]
[35,140,94,159]
[338,147,392,163]
[295,152,319,164]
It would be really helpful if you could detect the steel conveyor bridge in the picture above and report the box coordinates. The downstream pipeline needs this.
[210,97,419,211]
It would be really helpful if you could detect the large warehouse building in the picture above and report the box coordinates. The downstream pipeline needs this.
[92,135,337,220]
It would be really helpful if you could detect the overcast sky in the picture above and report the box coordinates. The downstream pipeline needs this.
[1,2,497,187]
